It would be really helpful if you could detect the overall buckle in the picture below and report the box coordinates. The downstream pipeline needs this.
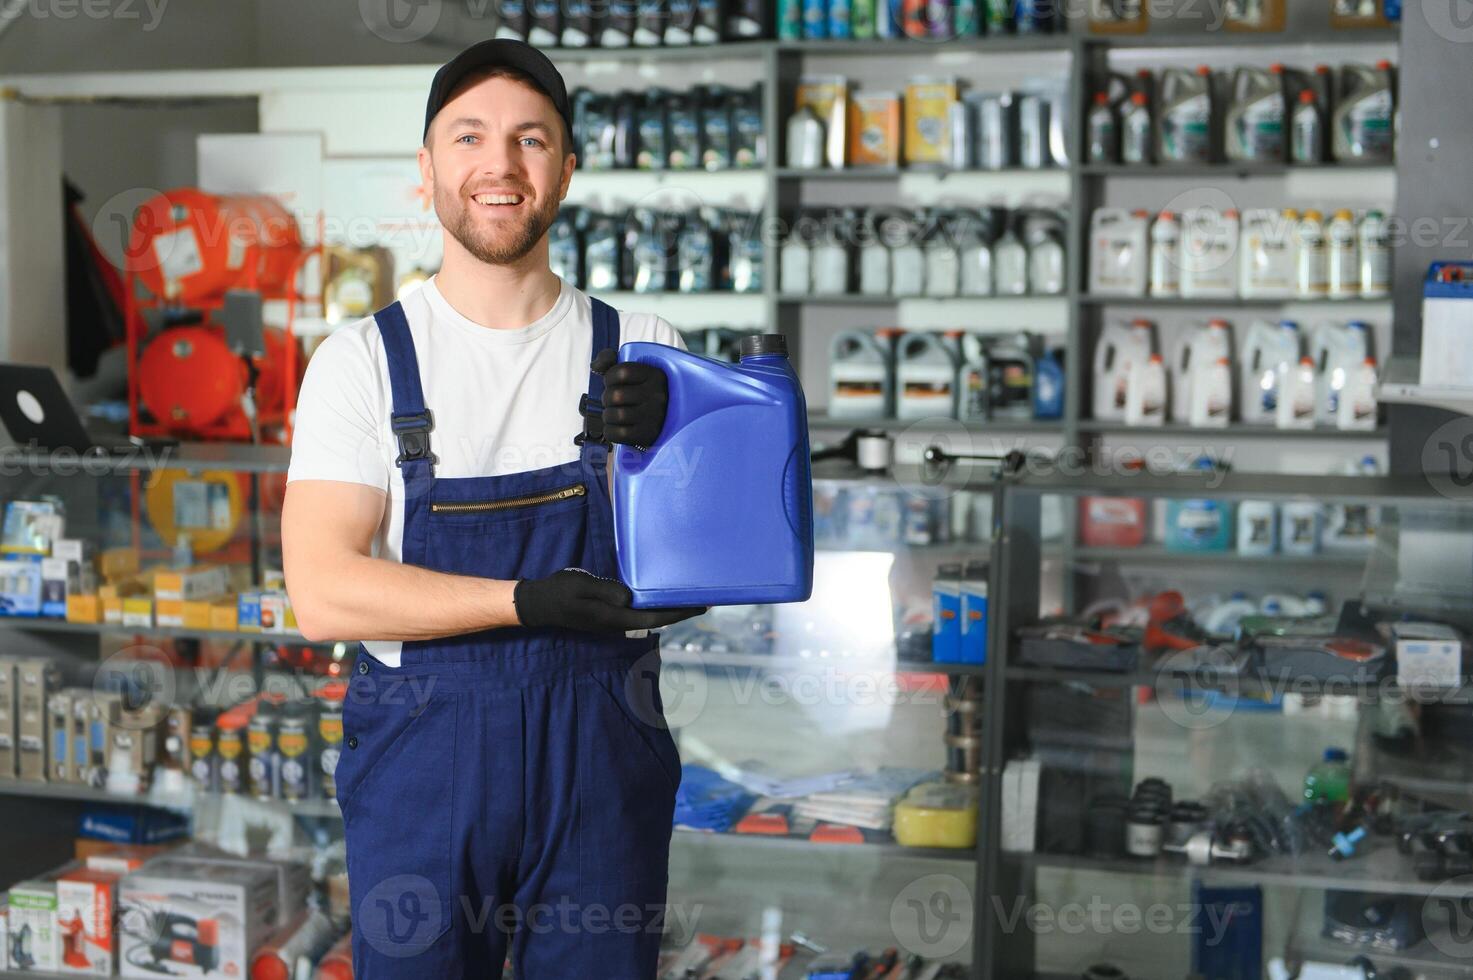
[392,410,437,466]
[575,394,606,447]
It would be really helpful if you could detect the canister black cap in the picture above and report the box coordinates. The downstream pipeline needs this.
[740,334,787,357]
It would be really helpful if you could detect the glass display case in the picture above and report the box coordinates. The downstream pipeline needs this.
[978,467,1473,980]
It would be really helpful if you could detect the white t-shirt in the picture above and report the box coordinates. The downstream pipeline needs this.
[286,275,684,665]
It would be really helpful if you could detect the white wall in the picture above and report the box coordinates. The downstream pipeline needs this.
[0,101,66,368]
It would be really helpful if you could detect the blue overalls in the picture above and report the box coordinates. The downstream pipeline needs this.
[334,298,681,978]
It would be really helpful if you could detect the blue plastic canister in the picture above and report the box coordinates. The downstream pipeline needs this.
[932,563,963,663]
[614,334,814,608]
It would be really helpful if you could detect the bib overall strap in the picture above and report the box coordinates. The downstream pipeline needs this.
[372,301,436,504]
[576,297,622,452]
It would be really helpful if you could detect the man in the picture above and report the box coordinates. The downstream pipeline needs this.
[282,39,702,979]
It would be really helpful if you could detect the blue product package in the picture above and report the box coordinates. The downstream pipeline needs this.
[614,337,814,608]
[803,0,829,37]
[827,0,851,37]
[1191,882,1262,980]
[1033,350,1064,419]
[0,555,44,616]
[959,575,988,664]
[932,568,962,663]
[80,807,190,844]
[1165,498,1234,552]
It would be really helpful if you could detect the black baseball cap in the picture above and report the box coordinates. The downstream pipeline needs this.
[423,39,574,149]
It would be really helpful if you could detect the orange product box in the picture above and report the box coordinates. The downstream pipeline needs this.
[57,867,119,975]
[848,92,901,168]
[66,594,102,624]
[209,595,239,632]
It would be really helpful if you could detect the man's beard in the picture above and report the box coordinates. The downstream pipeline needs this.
[436,182,561,266]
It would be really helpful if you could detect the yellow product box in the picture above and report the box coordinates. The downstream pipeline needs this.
[795,74,849,169]
[66,594,103,624]
[209,595,239,631]
[155,599,185,628]
[182,599,215,631]
[99,576,148,601]
[903,77,957,167]
[121,597,153,629]
[99,547,140,583]
[848,92,901,168]
[154,564,229,602]
[102,596,124,625]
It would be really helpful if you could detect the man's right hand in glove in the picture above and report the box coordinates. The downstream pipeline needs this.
[513,568,705,634]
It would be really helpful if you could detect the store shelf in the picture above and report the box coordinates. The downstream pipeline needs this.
[775,167,1064,179]
[1377,355,1473,417]
[783,293,1066,306]
[1287,898,1473,978]
[673,827,974,862]
[1079,421,1388,440]
[1084,28,1400,48]
[547,41,770,62]
[1079,161,1395,177]
[1080,294,1393,308]
[0,615,326,646]
[775,34,1071,54]
[1073,545,1370,568]
[662,646,989,677]
[1014,840,1473,899]
[8,440,293,475]
[809,413,1064,435]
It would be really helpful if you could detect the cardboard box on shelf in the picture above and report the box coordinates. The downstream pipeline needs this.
[99,547,140,583]
[80,843,166,874]
[155,599,185,628]
[0,655,16,778]
[66,593,103,624]
[57,867,120,975]
[17,658,61,782]
[237,592,262,632]
[53,538,96,566]
[209,595,239,632]
[154,565,229,603]
[0,555,46,616]
[9,879,60,972]
[41,556,78,618]
[73,691,106,788]
[1394,622,1465,689]
[121,597,154,629]
[119,858,279,980]
[182,599,215,630]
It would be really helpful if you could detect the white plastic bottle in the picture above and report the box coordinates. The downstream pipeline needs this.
[1276,356,1318,429]
[1337,356,1380,430]
[1089,208,1150,296]
[1241,319,1301,424]
[1326,209,1359,299]
[1180,207,1240,298]
[1122,92,1153,164]
[1124,353,1168,426]
[1295,209,1328,298]
[1093,319,1155,421]
[1149,210,1181,297]
[1310,320,1370,425]
[993,216,1030,296]
[1280,501,1323,556]
[1188,356,1234,428]
[1171,319,1232,423]
[1358,210,1391,298]
[1237,501,1278,556]
[1239,208,1296,299]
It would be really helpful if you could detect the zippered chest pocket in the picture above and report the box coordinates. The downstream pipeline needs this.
[429,482,587,517]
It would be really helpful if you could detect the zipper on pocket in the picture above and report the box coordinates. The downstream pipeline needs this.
[430,483,587,515]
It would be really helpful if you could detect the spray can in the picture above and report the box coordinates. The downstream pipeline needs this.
[1087,92,1119,164]
[1017,94,1051,169]
[778,0,804,37]
[1122,92,1153,164]
[1358,211,1391,298]
[977,93,1016,171]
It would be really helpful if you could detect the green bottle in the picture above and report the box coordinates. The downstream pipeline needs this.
[984,0,1011,32]
[779,0,804,38]
[1303,747,1351,804]
[852,0,875,38]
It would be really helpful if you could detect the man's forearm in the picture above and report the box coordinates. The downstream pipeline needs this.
[287,551,519,642]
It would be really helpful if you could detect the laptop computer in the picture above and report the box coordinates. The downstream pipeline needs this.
[0,364,176,456]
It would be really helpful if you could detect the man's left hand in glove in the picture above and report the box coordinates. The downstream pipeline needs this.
[586,348,668,449]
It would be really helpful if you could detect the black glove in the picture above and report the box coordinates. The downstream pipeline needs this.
[513,568,704,634]
[589,348,668,449]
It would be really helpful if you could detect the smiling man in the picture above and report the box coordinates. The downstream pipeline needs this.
[282,39,701,979]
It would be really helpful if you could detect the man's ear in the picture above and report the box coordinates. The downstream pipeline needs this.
[559,148,576,202]
[417,144,434,208]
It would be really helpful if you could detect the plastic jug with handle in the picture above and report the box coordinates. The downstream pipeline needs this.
[614,334,814,607]
[896,331,960,420]
[1310,320,1370,425]
[1093,318,1154,421]
[1170,319,1232,423]
[1225,64,1287,162]
[1157,66,1214,164]
[1333,61,1395,163]
[1241,319,1301,424]
[829,328,897,419]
